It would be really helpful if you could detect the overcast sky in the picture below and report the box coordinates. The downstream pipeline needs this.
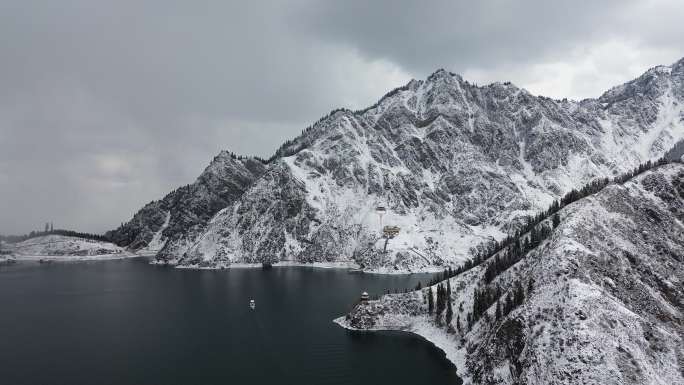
[1,0,683,234]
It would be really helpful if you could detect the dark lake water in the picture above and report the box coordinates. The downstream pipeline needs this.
[0,259,461,385]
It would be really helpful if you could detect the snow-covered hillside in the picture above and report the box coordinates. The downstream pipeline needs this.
[115,57,684,271]
[106,152,266,256]
[337,163,684,384]
[9,235,128,260]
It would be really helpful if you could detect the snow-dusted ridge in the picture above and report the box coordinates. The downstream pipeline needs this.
[111,57,684,272]
[338,163,684,384]
[7,234,137,261]
[106,153,267,258]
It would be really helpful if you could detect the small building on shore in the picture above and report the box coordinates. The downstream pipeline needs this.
[360,291,369,301]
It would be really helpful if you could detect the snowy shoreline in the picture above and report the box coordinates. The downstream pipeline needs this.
[7,245,449,275]
[333,316,466,380]
[155,260,360,270]
[155,259,447,275]
[11,253,142,262]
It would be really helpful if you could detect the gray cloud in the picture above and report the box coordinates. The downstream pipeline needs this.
[0,0,682,234]
[300,0,684,95]
[299,1,620,72]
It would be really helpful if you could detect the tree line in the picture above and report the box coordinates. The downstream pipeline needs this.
[427,279,454,327]
[483,217,556,285]
[352,152,680,315]
[448,155,674,286]
[393,153,680,334]
[466,277,534,331]
[450,155,677,332]
[0,229,110,244]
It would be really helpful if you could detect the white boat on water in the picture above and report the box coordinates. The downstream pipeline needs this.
[249,299,255,310]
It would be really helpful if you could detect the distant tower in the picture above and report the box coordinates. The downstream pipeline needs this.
[375,206,386,233]
[50,222,53,232]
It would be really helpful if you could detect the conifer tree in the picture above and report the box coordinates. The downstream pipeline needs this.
[427,286,434,314]
[445,295,453,326]
[514,280,525,307]
[435,284,447,324]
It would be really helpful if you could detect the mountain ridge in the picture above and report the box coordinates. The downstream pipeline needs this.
[337,161,684,384]
[110,57,684,272]
[106,152,266,254]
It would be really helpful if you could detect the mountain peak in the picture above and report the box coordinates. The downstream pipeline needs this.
[212,150,262,165]
[429,67,449,76]
[209,150,244,166]
[598,60,678,103]
[426,68,463,83]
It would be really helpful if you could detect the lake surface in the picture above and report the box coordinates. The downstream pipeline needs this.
[0,259,461,385]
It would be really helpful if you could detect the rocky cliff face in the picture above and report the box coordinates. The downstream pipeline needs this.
[115,58,684,271]
[106,152,266,255]
[339,163,684,384]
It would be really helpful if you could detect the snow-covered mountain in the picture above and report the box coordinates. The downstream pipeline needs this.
[337,163,684,384]
[9,234,126,258]
[113,57,684,271]
[106,152,266,256]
